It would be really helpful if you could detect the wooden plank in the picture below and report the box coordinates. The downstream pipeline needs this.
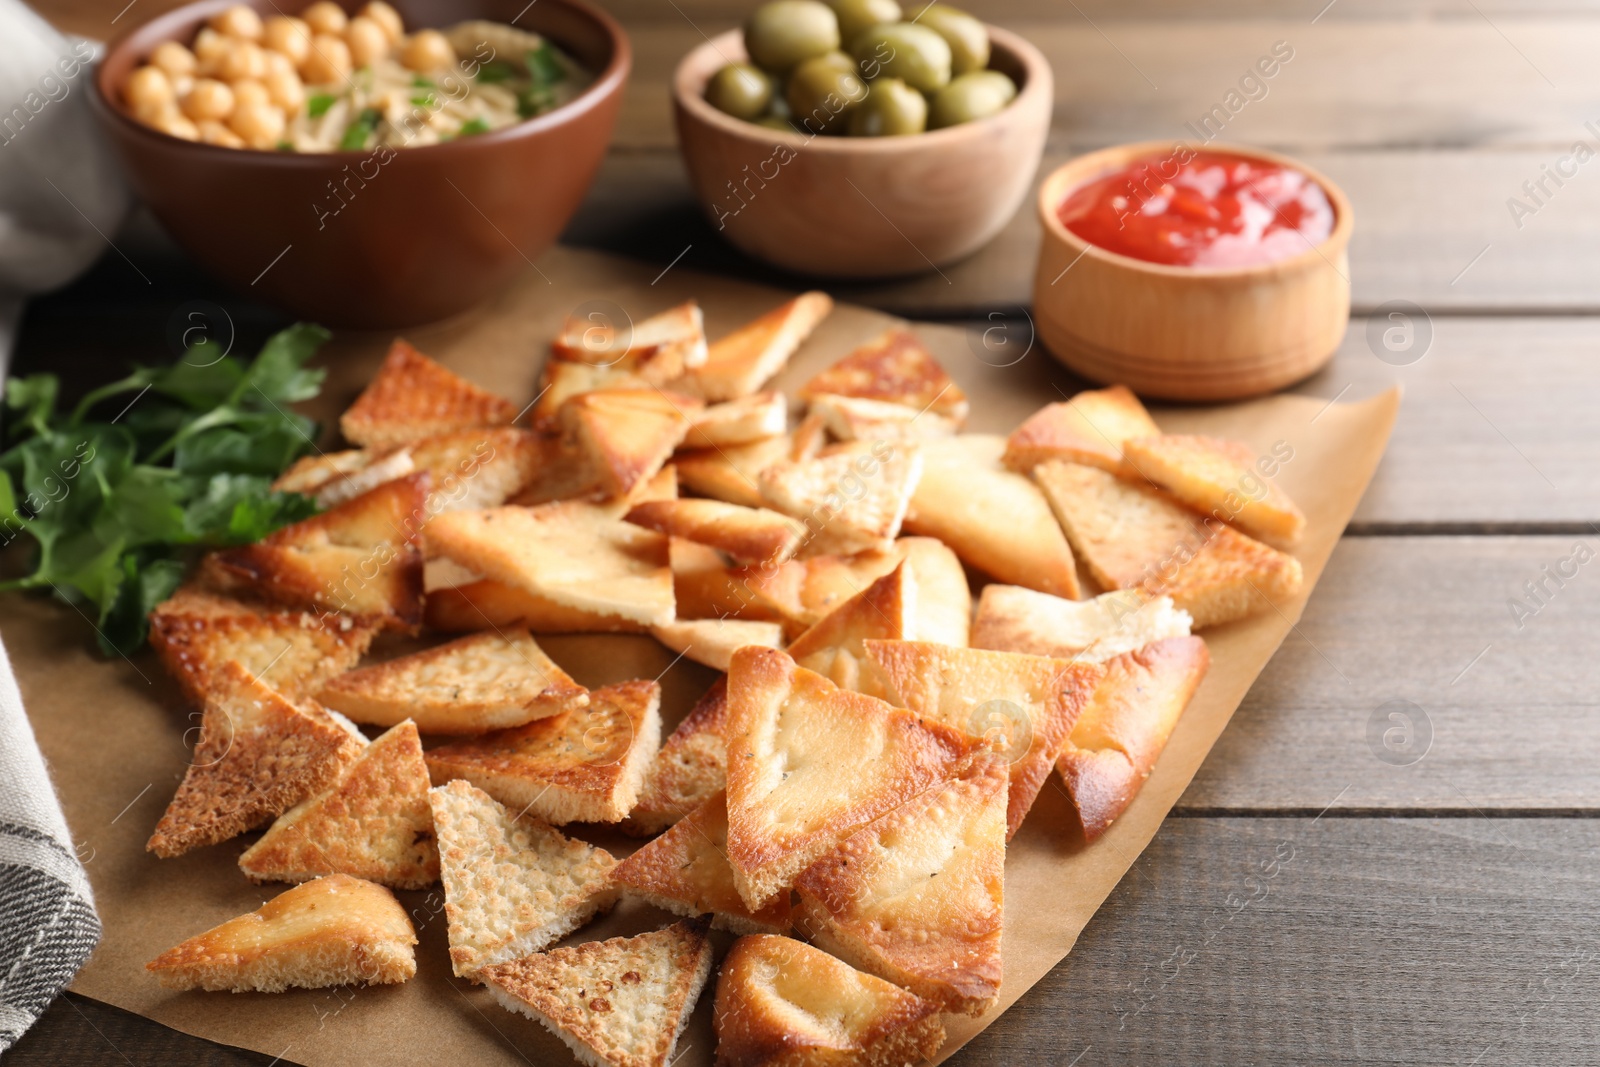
[570,149,1600,316]
[616,21,1600,152]
[17,816,1600,1066]
[1179,537,1600,812]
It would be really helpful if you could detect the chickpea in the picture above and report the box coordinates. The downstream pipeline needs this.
[262,48,295,78]
[359,1,403,43]
[230,78,272,111]
[192,27,231,73]
[124,65,175,120]
[301,1,348,36]
[199,119,246,147]
[263,67,305,111]
[229,101,287,148]
[262,16,312,64]
[180,77,235,121]
[345,15,389,67]
[400,29,454,72]
[301,34,352,83]
[149,40,197,78]
[209,4,263,40]
[215,40,267,82]
[170,73,195,98]
[153,108,200,140]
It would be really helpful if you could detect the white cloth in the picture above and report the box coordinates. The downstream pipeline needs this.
[0,0,129,1050]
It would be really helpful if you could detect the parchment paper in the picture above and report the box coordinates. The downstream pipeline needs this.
[5,246,1401,1066]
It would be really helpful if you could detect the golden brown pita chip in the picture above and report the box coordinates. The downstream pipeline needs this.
[553,300,707,378]
[272,448,418,509]
[561,388,702,499]
[532,360,651,432]
[238,721,439,888]
[623,677,730,836]
[759,443,923,556]
[714,934,945,1067]
[1034,461,1304,629]
[649,618,786,672]
[905,434,1081,599]
[1057,635,1210,840]
[682,391,788,449]
[146,875,416,991]
[408,427,545,515]
[1122,433,1306,548]
[612,790,791,935]
[794,753,1008,1017]
[970,585,1192,662]
[672,434,795,509]
[798,329,969,424]
[426,680,663,825]
[808,392,960,441]
[340,339,517,450]
[147,661,361,858]
[626,498,806,567]
[478,918,713,1067]
[208,474,428,632]
[783,562,914,699]
[676,292,833,402]
[423,579,651,634]
[722,647,977,910]
[318,630,588,734]
[1002,385,1160,474]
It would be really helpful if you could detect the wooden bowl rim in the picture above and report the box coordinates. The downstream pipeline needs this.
[91,0,632,161]
[1035,140,1356,280]
[672,24,1051,154]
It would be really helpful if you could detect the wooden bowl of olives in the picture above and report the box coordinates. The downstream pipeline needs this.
[672,1,1052,279]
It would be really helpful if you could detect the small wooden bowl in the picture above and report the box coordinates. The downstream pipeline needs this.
[673,27,1052,279]
[1032,142,1354,401]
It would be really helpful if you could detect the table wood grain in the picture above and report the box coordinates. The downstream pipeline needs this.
[10,0,1599,1064]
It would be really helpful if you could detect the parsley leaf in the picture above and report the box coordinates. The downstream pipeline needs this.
[307,92,337,118]
[458,116,491,137]
[339,108,381,150]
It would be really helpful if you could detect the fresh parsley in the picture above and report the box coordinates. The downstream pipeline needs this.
[307,92,337,118]
[526,44,564,86]
[339,107,381,150]
[0,324,331,655]
[474,59,516,83]
[457,116,491,137]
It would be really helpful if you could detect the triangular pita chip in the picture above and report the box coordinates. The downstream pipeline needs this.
[146,875,416,991]
[649,618,785,672]
[626,498,806,567]
[798,329,968,424]
[783,562,915,698]
[759,443,923,556]
[904,434,1080,598]
[479,918,713,1067]
[553,299,707,377]
[273,447,418,509]
[428,779,619,977]
[713,934,946,1067]
[897,535,971,647]
[722,646,977,910]
[426,501,674,626]
[682,391,788,449]
[865,640,1103,837]
[808,392,960,441]
[675,292,833,401]
[971,585,1192,662]
[623,677,730,836]
[408,427,545,515]
[1057,635,1209,841]
[673,434,796,508]
[148,586,378,704]
[1002,385,1160,473]
[562,388,702,499]
[147,662,361,858]
[611,790,791,935]
[318,630,588,734]
[426,680,663,824]
[238,721,438,888]
[1034,461,1304,629]
[340,339,517,450]
[671,544,910,639]
[425,578,651,634]
[208,473,428,632]
[794,752,1008,1016]
[532,360,651,431]
[1122,433,1306,548]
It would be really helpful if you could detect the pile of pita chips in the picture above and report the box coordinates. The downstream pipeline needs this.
[134,301,1314,1067]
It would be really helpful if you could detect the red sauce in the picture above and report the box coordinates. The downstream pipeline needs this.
[1057,150,1335,268]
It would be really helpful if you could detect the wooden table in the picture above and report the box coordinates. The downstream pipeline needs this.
[11,2,1600,1064]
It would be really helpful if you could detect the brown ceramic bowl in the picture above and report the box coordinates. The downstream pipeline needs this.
[91,0,629,328]
[673,26,1052,279]
[1033,141,1354,401]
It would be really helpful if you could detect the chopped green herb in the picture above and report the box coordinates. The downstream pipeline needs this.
[526,44,564,86]
[411,74,434,88]
[338,107,381,150]
[457,116,491,136]
[0,324,331,655]
[475,59,516,83]
[516,86,555,119]
[411,93,436,108]
[307,92,337,118]
[276,140,295,151]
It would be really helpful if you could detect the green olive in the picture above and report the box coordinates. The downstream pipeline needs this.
[745,0,840,72]
[706,63,775,121]
[827,0,900,46]
[916,4,989,75]
[849,22,951,93]
[928,69,1016,128]
[785,51,868,133]
[847,77,926,136]
[755,114,801,132]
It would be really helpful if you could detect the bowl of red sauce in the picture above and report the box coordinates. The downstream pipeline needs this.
[1033,141,1353,400]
